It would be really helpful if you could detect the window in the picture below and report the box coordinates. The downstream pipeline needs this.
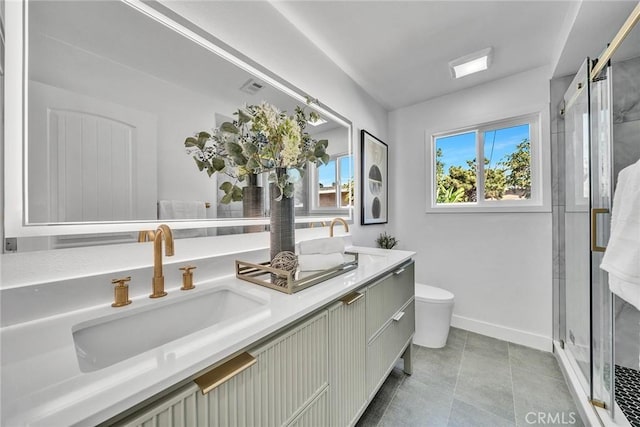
[429,113,544,211]
[311,154,354,211]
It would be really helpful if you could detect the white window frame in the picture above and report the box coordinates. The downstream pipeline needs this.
[426,112,549,213]
[309,153,353,213]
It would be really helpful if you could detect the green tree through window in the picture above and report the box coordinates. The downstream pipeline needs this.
[435,124,531,204]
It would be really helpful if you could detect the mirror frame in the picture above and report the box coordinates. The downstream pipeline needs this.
[4,0,353,238]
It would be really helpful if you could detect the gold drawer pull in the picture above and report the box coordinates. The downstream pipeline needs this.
[591,208,609,252]
[392,311,405,322]
[194,352,256,395]
[393,268,406,275]
[340,292,364,305]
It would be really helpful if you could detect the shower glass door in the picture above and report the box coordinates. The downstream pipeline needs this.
[563,57,614,415]
[564,59,592,394]
[589,63,613,412]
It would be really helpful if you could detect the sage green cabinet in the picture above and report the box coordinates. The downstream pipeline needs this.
[365,261,415,398]
[286,387,328,427]
[366,261,415,342]
[118,311,328,427]
[328,291,367,427]
[114,259,415,427]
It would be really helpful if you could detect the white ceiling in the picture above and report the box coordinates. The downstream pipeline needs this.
[553,1,640,77]
[271,0,639,111]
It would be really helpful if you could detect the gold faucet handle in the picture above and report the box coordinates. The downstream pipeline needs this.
[179,265,197,290]
[111,276,132,307]
[112,276,132,286]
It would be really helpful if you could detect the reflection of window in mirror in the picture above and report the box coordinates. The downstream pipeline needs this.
[310,154,354,211]
[289,169,304,208]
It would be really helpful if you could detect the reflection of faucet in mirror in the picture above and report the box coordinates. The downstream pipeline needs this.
[137,230,156,243]
[329,218,349,237]
[151,224,174,298]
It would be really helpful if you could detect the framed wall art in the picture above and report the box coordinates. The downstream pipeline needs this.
[360,130,388,225]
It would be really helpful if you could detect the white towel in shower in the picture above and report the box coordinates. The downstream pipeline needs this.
[298,237,346,255]
[600,159,640,311]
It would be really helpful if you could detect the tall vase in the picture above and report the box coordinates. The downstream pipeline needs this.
[270,168,295,262]
[242,174,264,233]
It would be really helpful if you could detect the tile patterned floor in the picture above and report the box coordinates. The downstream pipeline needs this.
[615,365,640,427]
[356,328,583,427]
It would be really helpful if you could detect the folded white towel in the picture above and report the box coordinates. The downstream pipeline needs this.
[600,159,640,310]
[299,237,345,255]
[298,253,346,272]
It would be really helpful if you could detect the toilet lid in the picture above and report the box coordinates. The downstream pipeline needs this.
[415,283,454,304]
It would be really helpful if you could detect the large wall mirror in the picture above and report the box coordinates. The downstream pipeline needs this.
[4,0,353,249]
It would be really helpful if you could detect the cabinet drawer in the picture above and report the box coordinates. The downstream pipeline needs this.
[118,311,328,427]
[366,261,414,341]
[366,300,415,397]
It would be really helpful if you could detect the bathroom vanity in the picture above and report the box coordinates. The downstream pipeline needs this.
[0,239,415,426]
[1,1,416,425]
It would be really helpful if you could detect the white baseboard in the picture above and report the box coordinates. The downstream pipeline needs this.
[451,314,553,352]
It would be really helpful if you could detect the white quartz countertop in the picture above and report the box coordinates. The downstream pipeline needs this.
[1,246,414,426]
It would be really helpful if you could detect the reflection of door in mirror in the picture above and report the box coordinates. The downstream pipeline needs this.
[9,0,352,247]
[28,82,158,223]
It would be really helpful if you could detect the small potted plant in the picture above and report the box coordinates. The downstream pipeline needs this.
[376,232,398,249]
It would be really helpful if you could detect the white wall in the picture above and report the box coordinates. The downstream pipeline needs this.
[161,1,390,247]
[388,66,553,350]
[313,127,349,157]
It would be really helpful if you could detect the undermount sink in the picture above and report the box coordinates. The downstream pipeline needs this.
[72,287,267,372]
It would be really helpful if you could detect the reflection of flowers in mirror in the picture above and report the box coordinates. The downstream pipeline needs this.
[184,101,330,203]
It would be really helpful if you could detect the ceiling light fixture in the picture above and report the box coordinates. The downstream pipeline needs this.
[307,116,327,127]
[449,47,493,79]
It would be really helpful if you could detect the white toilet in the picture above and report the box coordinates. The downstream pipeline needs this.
[414,283,455,348]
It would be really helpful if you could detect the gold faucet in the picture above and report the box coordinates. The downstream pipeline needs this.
[150,224,174,298]
[329,217,349,237]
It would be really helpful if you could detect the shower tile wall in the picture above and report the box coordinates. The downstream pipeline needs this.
[550,74,573,342]
[612,56,640,370]
[613,56,640,177]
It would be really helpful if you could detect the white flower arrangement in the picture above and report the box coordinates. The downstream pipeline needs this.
[185,101,329,202]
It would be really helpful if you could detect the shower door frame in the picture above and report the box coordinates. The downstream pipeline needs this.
[560,56,615,418]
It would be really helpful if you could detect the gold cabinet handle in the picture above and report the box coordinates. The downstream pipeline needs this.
[340,291,364,306]
[591,208,609,252]
[392,311,405,322]
[194,352,256,395]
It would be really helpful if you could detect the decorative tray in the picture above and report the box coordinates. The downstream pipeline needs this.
[235,252,359,294]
